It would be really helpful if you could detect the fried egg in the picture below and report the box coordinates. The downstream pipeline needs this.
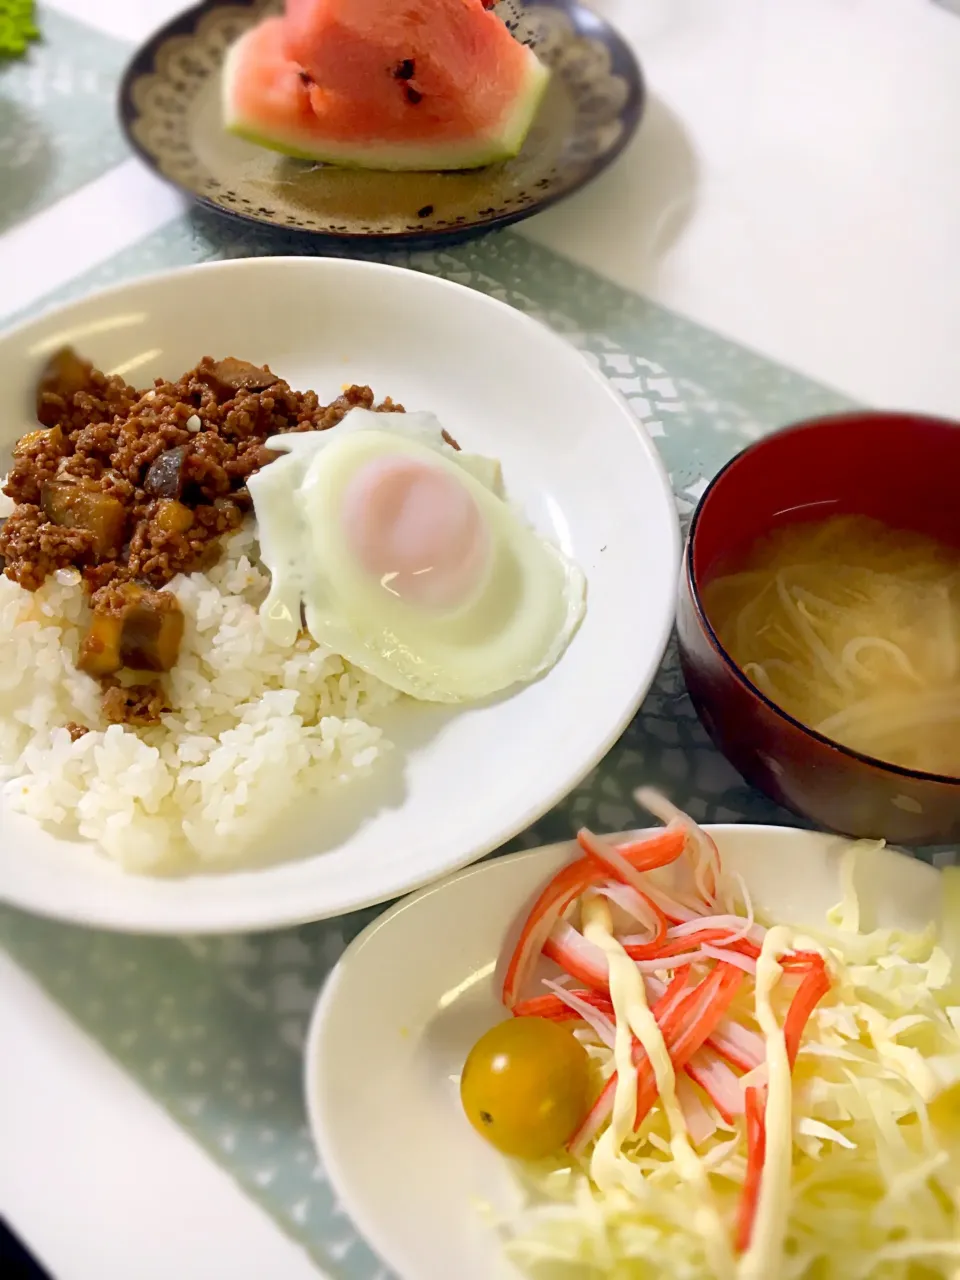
[247,408,585,703]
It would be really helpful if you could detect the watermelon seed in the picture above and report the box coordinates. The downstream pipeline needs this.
[393,59,415,81]
[417,205,434,218]
[298,70,313,86]
[404,86,423,105]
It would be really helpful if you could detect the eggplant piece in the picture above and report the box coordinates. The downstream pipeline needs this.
[36,347,94,426]
[16,424,64,455]
[154,498,194,535]
[120,600,184,672]
[144,445,189,499]
[199,357,278,396]
[77,611,123,677]
[77,583,184,677]
[40,481,125,554]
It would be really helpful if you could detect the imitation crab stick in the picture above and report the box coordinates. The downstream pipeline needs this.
[567,973,690,1155]
[501,825,687,1008]
[566,963,744,1155]
[511,990,615,1022]
[536,921,769,1084]
[633,962,745,1131]
[737,1084,769,1253]
[684,1048,745,1123]
[635,787,723,904]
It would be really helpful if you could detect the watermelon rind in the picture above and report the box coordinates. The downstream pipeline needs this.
[221,25,551,173]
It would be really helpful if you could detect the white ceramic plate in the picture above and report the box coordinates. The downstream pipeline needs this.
[305,824,941,1280]
[0,257,678,932]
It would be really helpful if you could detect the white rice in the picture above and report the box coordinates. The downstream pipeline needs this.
[0,522,399,873]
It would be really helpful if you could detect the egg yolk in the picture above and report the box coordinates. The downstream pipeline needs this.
[340,454,491,610]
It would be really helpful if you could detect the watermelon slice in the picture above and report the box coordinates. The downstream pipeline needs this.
[222,0,550,172]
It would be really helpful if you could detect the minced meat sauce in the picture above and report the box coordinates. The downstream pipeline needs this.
[0,349,404,726]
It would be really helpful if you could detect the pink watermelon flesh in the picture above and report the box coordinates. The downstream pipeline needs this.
[223,1,550,172]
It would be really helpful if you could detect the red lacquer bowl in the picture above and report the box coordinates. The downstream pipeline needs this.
[677,409,960,845]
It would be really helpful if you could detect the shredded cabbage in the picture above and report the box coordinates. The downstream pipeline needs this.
[941,864,960,1006]
[497,851,960,1279]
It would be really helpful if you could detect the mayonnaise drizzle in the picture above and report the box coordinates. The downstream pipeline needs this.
[581,895,735,1279]
[737,924,805,1280]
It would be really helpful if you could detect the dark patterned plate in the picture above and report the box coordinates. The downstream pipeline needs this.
[118,0,644,247]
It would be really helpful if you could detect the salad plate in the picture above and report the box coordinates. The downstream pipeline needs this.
[305,822,947,1279]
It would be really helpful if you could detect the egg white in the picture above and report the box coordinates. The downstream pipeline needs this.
[248,409,586,703]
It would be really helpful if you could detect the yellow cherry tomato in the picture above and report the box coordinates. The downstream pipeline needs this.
[460,1016,590,1159]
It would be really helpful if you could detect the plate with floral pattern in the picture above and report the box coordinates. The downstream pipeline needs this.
[118,0,645,248]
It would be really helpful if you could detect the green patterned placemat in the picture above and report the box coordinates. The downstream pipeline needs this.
[0,6,925,1274]
[0,194,875,1276]
[5,201,853,487]
[0,4,130,233]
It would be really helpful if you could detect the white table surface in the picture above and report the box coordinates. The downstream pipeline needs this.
[2,1,959,1276]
